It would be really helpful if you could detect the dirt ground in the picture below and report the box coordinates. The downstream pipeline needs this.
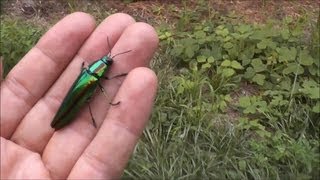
[1,0,319,27]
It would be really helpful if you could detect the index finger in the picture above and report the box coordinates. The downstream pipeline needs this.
[0,12,96,138]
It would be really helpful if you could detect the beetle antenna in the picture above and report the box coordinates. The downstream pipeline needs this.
[107,37,112,57]
[111,50,132,59]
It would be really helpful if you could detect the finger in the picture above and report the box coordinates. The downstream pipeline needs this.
[11,13,135,153]
[69,67,157,179]
[42,23,158,179]
[1,12,95,138]
[0,56,3,81]
[0,137,51,179]
[79,22,160,129]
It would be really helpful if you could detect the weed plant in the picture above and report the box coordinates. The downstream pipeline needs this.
[0,18,43,76]
[125,5,319,180]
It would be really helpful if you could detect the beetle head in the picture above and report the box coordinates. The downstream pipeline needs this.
[101,55,113,65]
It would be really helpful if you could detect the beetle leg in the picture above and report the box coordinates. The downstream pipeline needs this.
[103,73,127,80]
[98,82,121,106]
[109,101,120,106]
[81,62,91,71]
[86,96,97,128]
[88,102,97,128]
[81,62,85,69]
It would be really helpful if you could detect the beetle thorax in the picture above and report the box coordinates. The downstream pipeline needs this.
[87,56,112,78]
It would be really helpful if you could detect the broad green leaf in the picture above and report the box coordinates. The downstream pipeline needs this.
[252,74,265,85]
[183,38,196,46]
[223,54,229,59]
[279,78,292,91]
[197,55,207,63]
[200,48,212,56]
[224,94,232,102]
[215,28,229,37]
[285,17,293,23]
[242,58,251,66]
[277,46,297,62]
[238,160,246,171]
[185,46,195,58]
[171,46,184,56]
[227,46,239,59]
[280,28,290,39]
[237,24,251,34]
[251,58,267,72]
[241,32,251,39]
[189,61,198,71]
[240,47,255,66]
[211,44,222,60]
[177,84,185,94]
[264,81,274,89]
[270,95,288,106]
[292,27,303,37]
[232,33,241,39]
[257,130,271,138]
[307,88,320,99]
[299,49,314,66]
[244,105,256,114]
[257,39,276,49]
[312,102,320,113]
[308,65,318,76]
[224,42,233,49]
[267,40,277,49]
[224,36,232,42]
[300,80,320,99]
[221,60,231,67]
[231,60,244,69]
[244,67,255,79]
[203,26,210,32]
[250,30,267,40]
[283,63,304,75]
[207,56,215,63]
[201,63,211,69]
[222,68,235,77]
[302,80,318,91]
[257,40,268,49]
[255,100,268,112]
[165,32,171,36]
[219,100,227,110]
[239,96,251,107]
[158,34,167,40]
[216,25,225,29]
[194,30,206,39]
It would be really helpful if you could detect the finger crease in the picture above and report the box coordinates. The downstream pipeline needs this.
[82,150,120,175]
[42,95,63,115]
[67,118,97,141]
[34,46,61,68]
[4,76,35,108]
[110,120,140,138]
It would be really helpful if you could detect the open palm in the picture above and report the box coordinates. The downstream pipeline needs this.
[1,12,158,179]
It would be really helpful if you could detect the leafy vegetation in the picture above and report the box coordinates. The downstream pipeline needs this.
[127,3,319,179]
[0,18,43,76]
[1,1,319,179]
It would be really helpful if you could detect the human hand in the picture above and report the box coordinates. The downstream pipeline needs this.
[0,12,158,179]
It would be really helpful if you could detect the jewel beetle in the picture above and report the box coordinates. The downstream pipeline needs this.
[50,42,130,130]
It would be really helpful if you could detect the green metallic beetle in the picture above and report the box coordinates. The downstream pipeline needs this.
[50,50,130,130]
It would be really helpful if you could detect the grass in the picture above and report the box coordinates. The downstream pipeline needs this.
[1,0,319,179]
[0,18,43,76]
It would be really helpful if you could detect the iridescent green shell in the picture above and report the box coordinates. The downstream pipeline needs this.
[51,56,112,130]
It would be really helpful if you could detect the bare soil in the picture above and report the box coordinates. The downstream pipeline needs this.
[1,0,319,27]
